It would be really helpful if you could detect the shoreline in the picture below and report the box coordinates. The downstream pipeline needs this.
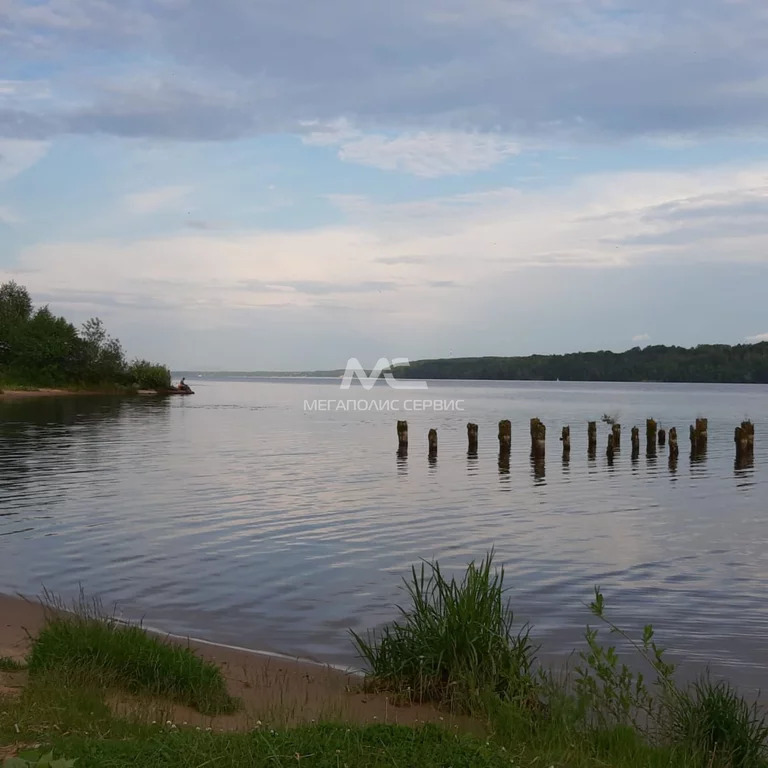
[0,592,461,730]
[0,388,128,400]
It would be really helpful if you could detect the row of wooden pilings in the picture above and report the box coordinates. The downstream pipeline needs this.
[396,418,756,465]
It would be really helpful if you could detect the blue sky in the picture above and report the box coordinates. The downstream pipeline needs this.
[2,0,768,369]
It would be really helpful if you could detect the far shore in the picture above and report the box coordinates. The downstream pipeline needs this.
[0,592,460,730]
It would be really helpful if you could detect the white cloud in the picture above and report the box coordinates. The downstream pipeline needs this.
[0,206,21,225]
[8,162,768,328]
[303,120,519,177]
[0,139,50,183]
[745,333,768,343]
[0,79,50,99]
[123,185,193,215]
[632,333,651,343]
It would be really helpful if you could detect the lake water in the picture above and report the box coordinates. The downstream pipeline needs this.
[1,379,767,692]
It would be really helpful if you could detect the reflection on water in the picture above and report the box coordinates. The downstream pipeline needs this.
[2,380,768,696]
[530,455,546,484]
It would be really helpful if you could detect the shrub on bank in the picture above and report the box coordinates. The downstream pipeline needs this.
[351,551,536,712]
[126,359,172,390]
[354,553,768,768]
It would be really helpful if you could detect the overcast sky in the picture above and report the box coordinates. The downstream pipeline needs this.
[2,0,768,369]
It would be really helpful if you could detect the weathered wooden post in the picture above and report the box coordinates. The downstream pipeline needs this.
[561,426,571,460]
[631,426,640,459]
[658,428,666,446]
[690,418,708,457]
[668,427,679,459]
[606,432,615,463]
[530,418,546,458]
[611,423,621,449]
[397,420,408,457]
[646,419,658,456]
[735,421,755,466]
[498,420,511,453]
[467,423,478,456]
[498,419,511,474]
[588,421,597,456]
[428,428,438,459]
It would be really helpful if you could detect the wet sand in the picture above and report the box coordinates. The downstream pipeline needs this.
[0,593,471,731]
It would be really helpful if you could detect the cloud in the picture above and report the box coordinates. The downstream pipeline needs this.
[123,185,193,214]
[745,333,768,343]
[304,119,519,176]
[0,205,20,224]
[8,161,768,327]
[0,139,50,182]
[632,333,651,343]
[2,0,768,142]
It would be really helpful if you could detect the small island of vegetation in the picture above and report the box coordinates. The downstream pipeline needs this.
[0,281,171,393]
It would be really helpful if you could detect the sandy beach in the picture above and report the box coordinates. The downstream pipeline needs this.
[0,593,467,731]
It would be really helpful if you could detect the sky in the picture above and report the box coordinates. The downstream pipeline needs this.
[1,0,768,370]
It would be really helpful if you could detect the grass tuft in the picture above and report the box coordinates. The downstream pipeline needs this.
[0,656,26,672]
[351,550,536,713]
[666,675,768,768]
[26,598,238,717]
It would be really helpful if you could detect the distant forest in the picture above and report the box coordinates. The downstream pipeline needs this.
[393,344,768,384]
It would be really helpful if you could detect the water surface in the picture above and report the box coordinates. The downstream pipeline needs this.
[1,380,766,691]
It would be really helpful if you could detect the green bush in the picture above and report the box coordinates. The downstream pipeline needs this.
[127,359,171,389]
[351,551,536,712]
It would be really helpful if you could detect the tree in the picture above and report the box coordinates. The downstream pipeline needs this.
[79,317,127,383]
[0,281,33,326]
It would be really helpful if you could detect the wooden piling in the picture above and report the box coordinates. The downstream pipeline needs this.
[467,422,478,455]
[658,428,666,446]
[735,421,755,464]
[606,432,615,463]
[588,421,597,455]
[631,426,640,459]
[690,418,708,456]
[611,423,621,449]
[396,420,408,456]
[498,420,511,454]
[530,418,546,458]
[646,419,658,455]
[668,427,679,459]
[561,426,571,458]
[428,428,438,458]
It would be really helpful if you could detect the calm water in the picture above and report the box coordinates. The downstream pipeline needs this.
[1,380,767,690]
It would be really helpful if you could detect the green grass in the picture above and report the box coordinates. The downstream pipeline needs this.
[2,556,767,767]
[665,676,768,768]
[31,724,515,768]
[0,656,25,672]
[26,608,238,716]
[352,553,768,768]
[351,550,536,713]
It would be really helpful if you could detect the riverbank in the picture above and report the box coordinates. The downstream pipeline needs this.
[0,593,460,731]
[0,388,132,400]
[3,577,766,767]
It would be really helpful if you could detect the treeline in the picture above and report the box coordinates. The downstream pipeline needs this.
[0,281,171,389]
[394,343,768,383]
